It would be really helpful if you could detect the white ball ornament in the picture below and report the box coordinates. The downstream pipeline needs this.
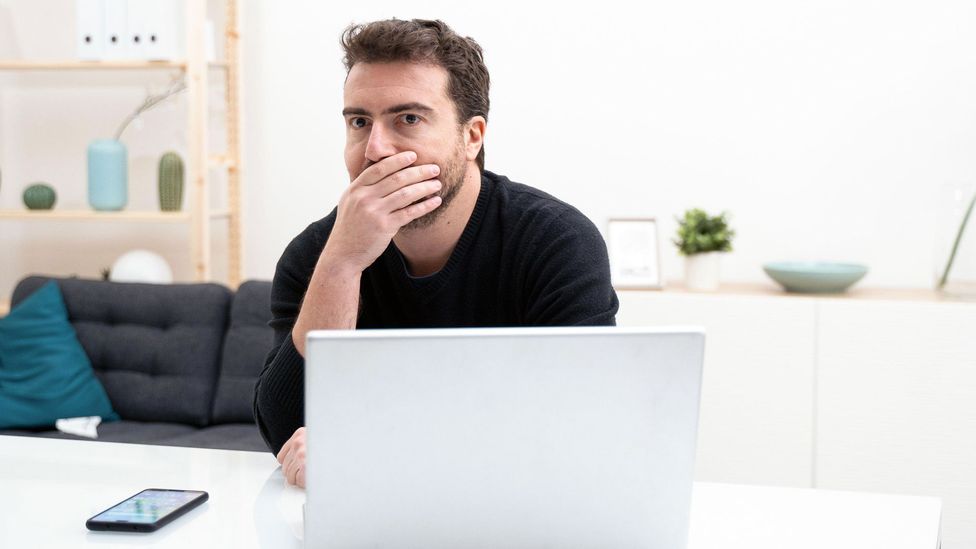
[109,250,173,284]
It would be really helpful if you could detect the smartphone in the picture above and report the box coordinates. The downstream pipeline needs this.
[86,489,209,532]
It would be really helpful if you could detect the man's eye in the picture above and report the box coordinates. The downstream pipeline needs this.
[350,117,368,129]
[401,114,420,125]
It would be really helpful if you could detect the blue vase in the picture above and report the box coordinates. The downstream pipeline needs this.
[88,139,128,211]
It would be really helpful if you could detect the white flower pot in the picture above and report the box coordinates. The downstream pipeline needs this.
[684,252,723,291]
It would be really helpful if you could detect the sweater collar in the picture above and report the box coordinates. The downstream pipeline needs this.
[385,170,496,291]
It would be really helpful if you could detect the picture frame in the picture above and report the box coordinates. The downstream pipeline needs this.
[607,218,663,289]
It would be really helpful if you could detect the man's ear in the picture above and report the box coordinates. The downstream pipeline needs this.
[463,116,486,162]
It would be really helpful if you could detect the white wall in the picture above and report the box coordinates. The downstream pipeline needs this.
[241,0,976,288]
[2,0,976,298]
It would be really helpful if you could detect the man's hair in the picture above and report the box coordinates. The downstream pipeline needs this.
[341,19,490,170]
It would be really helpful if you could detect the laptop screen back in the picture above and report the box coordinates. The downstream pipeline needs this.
[305,327,704,549]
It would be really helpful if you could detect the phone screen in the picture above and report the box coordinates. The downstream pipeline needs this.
[90,489,206,525]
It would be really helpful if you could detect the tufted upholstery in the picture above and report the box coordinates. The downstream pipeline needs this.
[212,280,274,424]
[3,276,274,452]
[11,276,232,427]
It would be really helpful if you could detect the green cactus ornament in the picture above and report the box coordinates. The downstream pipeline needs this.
[23,182,56,210]
[158,152,185,211]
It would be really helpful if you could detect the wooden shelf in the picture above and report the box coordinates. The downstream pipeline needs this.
[0,210,191,222]
[616,281,967,304]
[208,154,237,169]
[1,0,244,287]
[0,60,230,72]
[0,60,187,71]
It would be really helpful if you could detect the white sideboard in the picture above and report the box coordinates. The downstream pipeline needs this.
[617,290,817,488]
[617,286,974,549]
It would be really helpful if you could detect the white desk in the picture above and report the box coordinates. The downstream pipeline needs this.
[0,436,941,548]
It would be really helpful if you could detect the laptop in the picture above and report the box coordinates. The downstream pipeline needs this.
[304,326,705,548]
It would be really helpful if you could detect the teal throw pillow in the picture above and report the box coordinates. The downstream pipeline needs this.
[0,281,119,429]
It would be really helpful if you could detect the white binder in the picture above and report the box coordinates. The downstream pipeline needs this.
[102,0,128,60]
[145,0,181,61]
[125,0,150,59]
[75,0,104,61]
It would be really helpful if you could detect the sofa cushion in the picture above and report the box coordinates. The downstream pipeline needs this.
[12,276,231,427]
[211,280,274,424]
[151,423,267,451]
[0,421,266,451]
[0,281,118,429]
[0,420,196,445]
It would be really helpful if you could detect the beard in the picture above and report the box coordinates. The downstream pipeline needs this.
[399,138,466,232]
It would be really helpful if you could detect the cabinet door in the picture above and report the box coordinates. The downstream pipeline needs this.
[618,291,816,487]
[817,299,976,549]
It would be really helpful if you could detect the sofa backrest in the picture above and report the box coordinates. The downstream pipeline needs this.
[211,280,274,424]
[12,276,231,427]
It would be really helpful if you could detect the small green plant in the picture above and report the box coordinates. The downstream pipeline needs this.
[158,152,185,211]
[673,208,735,256]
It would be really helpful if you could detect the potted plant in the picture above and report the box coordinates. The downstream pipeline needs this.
[674,208,735,291]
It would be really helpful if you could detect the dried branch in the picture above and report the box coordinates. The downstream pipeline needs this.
[114,77,187,140]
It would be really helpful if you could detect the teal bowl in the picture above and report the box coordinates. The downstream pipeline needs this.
[762,262,868,294]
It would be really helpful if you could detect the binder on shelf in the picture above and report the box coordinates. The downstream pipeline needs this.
[101,0,128,60]
[145,0,181,61]
[125,0,150,59]
[75,0,104,61]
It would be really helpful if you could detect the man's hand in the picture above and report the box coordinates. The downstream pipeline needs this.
[325,151,443,274]
[291,151,440,355]
[277,427,307,488]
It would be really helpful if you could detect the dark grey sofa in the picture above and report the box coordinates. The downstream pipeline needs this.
[0,275,274,452]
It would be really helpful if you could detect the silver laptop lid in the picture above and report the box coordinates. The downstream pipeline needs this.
[305,326,705,549]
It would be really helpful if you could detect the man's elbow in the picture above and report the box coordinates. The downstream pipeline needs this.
[252,376,277,454]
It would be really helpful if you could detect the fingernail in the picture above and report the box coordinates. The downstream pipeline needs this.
[430,165,440,175]
[407,151,417,161]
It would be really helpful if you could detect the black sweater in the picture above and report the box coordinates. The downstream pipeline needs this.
[253,170,619,454]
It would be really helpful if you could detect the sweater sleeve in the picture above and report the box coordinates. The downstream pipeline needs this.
[253,221,326,455]
[519,208,619,326]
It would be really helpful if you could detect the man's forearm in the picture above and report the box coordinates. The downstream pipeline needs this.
[291,248,362,357]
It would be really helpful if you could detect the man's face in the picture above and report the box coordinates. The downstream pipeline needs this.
[343,61,467,230]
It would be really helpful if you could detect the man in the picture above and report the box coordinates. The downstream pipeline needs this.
[254,19,619,488]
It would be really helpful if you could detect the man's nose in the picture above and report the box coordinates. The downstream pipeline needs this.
[365,122,398,163]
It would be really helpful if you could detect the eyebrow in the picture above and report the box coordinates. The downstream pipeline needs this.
[342,102,435,117]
